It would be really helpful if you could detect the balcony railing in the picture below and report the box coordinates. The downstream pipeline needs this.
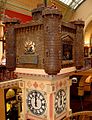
[64,111,92,120]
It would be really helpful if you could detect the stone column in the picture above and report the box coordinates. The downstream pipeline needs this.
[42,7,62,75]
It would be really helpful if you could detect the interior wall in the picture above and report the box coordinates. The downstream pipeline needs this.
[5,10,32,23]
[6,0,43,16]
[71,0,92,29]
[5,0,74,22]
[71,0,92,47]
[85,21,92,46]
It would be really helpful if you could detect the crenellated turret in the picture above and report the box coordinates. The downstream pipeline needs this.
[74,20,85,69]
[42,7,62,75]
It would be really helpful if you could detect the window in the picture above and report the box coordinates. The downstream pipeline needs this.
[59,0,85,9]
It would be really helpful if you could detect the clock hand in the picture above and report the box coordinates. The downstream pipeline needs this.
[35,91,38,107]
[60,97,62,106]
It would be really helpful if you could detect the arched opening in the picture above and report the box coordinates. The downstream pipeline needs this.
[5,88,22,120]
[84,20,92,57]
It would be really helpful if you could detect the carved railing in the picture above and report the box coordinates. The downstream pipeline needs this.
[0,65,17,81]
[64,111,92,120]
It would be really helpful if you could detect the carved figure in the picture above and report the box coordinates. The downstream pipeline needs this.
[25,41,35,54]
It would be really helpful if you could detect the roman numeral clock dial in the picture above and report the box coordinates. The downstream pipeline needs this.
[27,90,46,116]
[55,89,66,114]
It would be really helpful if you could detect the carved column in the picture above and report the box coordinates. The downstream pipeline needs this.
[42,7,62,75]
[5,19,20,71]
[74,20,85,69]
[6,24,16,71]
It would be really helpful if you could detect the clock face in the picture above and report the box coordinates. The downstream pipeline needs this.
[55,89,66,114]
[27,90,46,116]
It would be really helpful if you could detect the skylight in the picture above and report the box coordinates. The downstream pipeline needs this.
[59,0,85,9]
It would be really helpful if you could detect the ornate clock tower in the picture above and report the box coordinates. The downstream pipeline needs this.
[16,6,75,120]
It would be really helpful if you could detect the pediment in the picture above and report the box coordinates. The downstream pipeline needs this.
[61,34,74,43]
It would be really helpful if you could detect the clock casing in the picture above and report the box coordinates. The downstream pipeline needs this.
[55,89,66,114]
[27,90,47,116]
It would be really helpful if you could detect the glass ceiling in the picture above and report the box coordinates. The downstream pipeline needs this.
[59,0,85,9]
